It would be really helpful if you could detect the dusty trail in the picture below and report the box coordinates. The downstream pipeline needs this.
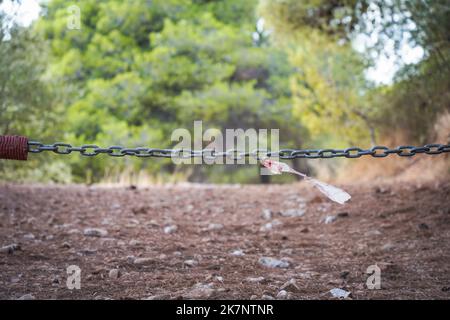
[0,181,449,299]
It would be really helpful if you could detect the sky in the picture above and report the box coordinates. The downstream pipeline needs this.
[0,0,41,27]
[0,0,424,85]
[352,1,424,85]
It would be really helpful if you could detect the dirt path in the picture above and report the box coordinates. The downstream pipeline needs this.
[1,181,449,299]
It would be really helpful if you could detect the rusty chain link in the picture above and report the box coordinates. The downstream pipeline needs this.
[27,141,450,160]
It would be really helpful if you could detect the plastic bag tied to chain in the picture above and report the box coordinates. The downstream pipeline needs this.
[260,158,351,204]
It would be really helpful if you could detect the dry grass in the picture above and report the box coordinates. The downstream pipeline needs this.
[335,112,450,184]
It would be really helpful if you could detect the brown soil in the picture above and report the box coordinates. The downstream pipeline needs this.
[1,181,449,300]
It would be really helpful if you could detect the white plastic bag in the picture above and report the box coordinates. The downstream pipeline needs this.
[261,158,351,204]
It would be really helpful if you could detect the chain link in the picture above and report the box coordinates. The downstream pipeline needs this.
[27,141,450,160]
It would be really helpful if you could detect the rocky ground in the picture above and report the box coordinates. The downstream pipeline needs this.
[0,181,449,299]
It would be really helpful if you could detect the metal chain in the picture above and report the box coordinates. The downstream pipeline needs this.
[27,141,450,160]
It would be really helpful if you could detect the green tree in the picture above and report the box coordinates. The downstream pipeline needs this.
[0,7,67,182]
[0,13,55,136]
[259,0,450,143]
[36,0,303,183]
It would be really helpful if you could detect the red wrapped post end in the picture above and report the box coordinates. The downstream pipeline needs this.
[0,135,28,160]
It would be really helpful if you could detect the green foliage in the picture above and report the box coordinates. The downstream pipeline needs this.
[260,0,450,144]
[1,0,448,183]
[288,30,373,145]
[192,0,259,25]
[258,0,361,40]
[0,17,55,136]
[28,0,301,183]
[0,10,66,181]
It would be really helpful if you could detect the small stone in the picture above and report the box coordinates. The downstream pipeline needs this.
[207,223,224,231]
[159,253,167,260]
[323,215,337,224]
[280,208,305,217]
[297,272,313,279]
[184,259,198,267]
[164,225,178,234]
[143,294,170,300]
[230,249,245,256]
[340,271,350,279]
[146,219,160,227]
[261,294,275,300]
[128,218,140,225]
[382,243,395,251]
[259,219,282,232]
[258,257,290,268]
[261,209,272,220]
[126,255,136,263]
[276,290,289,299]
[11,276,21,284]
[93,295,112,300]
[300,228,309,233]
[18,294,35,300]
[280,278,300,292]
[0,243,21,254]
[260,222,273,232]
[61,242,71,248]
[246,276,265,283]
[250,295,258,300]
[330,288,351,299]
[108,269,120,279]
[129,239,141,246]
[23,233,35,240]
[133,258,155,266]
[83,228,108,237]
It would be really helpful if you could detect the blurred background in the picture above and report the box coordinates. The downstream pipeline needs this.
[0,0,449,184]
